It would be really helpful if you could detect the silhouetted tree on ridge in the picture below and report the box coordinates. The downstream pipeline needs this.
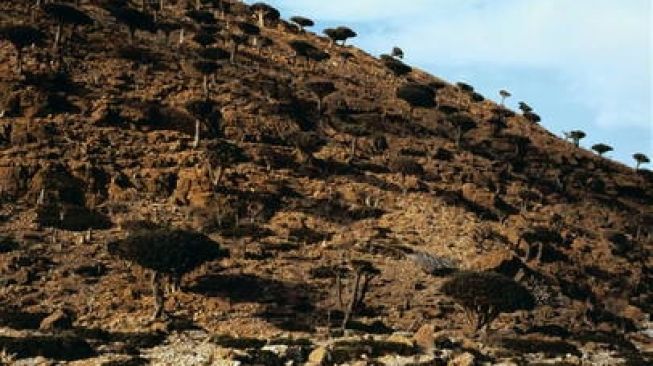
[250,2,280,28]
[391,46,404,59]
[565,130,586,147]
[499,89,511,106]
[633,153,650,170]
[323,26,357,46]
[290,16,314,32]
[591,143,613,156]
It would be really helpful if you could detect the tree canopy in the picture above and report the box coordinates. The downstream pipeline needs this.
[396,83,436,109]
[323,26,357,45]
[290,16,314,31]
[591,143,613,156]
[442,271,535,331]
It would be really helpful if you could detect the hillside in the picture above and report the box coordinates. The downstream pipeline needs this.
[0,1,652,364]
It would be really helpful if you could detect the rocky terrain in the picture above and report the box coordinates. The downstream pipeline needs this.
[0,0,651,365]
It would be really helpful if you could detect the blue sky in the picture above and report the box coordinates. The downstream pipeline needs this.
[259,0,651,166]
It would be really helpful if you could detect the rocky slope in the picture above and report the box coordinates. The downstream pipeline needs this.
[0,0,651,364]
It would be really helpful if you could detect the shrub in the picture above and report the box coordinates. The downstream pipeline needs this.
[305,79,336,114]
[499,89,511,106]
[204,140,246,186]
[447,112,477,147]
[287,131,325,163]
[380,54,412,76]
[42,3,93,49]
[523,111,541,123]
[591,143,613,156]
[633,153,650,170]
[236,21,260,45]
[518,101,533,113]
[250,3,280,28]
[391,46,404,59]
[471,92,485,102]
[108,228,226,319]
[456,82,474,93]
[185,9,216,25]
[290,16,314,31]
[0,25,45,74]
[192,60,220,96]
[566,130,586,147]
[396,83,436,114]
[441,271,535,331]
[372,134,388,153]
[193,31,217,47]
[289,40,329,64]
[323,26,357,46]
[185,98,222,138]
[390,156,423,193]
[106,5,156,43]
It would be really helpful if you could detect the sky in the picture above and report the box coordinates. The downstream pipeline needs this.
[257,0,652,166]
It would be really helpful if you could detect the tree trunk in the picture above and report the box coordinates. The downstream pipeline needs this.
[193,120,201,148]
[202,75,208,97]
[341,270,361,331]
[257,11,265,28]
[54,23,62,50]
[151,271,165,320]
[16,48,23,75]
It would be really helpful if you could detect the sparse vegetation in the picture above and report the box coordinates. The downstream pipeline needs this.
[441,271,535,331]
[0,2,648,363]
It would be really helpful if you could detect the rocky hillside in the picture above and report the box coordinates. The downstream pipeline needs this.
[0,1,651,364]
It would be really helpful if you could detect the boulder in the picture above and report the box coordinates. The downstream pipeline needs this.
[39,309,74,331]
